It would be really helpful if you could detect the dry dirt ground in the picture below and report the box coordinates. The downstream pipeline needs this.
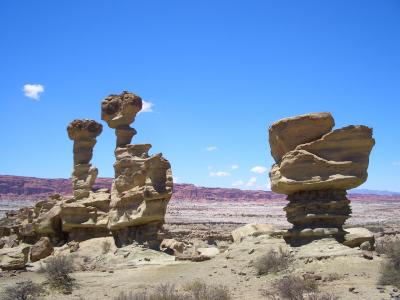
[1,199,400,300]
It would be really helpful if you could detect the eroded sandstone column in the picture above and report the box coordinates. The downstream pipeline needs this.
[101,91,173,247]
[67,119,103,199]
[268,113,375,245]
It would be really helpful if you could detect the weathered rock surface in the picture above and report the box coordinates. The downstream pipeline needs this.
[30,237,53,262]
[269,112,334,163]
[0,244,30,270]
[268,112,375,245]
[343,227,375,248]
[231,223,278,243]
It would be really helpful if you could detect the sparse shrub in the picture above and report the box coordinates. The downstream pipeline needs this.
[377,239,400,288]
[379,262,400,288]
[40,255,75,292]
[272,275,318,300]
[113,281,230,300]
[255,247,294,275]
[324,273,342,282]
[102,240,112,254]
[184,279,230,300]
[2,280,44,300]
[307,293,339,300]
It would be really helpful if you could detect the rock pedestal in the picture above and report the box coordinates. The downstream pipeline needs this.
[67,119,103,199]
[101,92,173,247]
[269,113,375,245]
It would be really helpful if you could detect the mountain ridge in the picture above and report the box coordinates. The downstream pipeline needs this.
[0,174,399,202]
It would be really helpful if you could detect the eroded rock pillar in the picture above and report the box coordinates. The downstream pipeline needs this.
[101,91,173,247]
[67,119,103,199]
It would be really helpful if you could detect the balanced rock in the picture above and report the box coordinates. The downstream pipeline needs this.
[268,112,375,245]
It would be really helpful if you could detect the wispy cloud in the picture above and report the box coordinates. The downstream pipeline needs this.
[205,146,218,152]
[173,176,179,183]
[23,84,44,100]
[393,161,400,166]
[251,166,267,174]
[231,165,239,170]
[140,100,154,113]
[246,176,257,186]
[210,171,231,177]
[232,180,244,187]
[208,166,213,170]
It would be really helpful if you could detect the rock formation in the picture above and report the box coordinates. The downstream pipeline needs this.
[101,92,173,247]
[67,119,103,199]
[0,91,173,269]
[269,112,375,245]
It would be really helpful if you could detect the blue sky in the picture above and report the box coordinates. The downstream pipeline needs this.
[1,1,399,192]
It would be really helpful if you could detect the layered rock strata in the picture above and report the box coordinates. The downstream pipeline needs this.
[101,92,173,247]
[269,112,375,245]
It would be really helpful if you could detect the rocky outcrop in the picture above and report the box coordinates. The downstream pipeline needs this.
[269,112,375,245]
[0,244,30,270]
[0,91,173,263]
[67,119,103,199]
[101,92,173,247]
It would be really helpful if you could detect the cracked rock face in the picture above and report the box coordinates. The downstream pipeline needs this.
[268,112,375,245]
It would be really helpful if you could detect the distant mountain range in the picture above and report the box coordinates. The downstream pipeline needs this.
[0,175,399,202]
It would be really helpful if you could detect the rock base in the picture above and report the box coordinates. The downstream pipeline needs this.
[284,189,351,246]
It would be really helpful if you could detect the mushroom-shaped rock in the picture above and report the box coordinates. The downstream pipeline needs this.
[101,91,142,147]
[268,112,375,245]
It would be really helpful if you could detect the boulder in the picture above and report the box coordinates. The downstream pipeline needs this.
[160,239,185,254]
[30,237,53,262]
[344,228,375,248]
[0,244,30,270]
[231,224,277,242]
[197,247,220,258]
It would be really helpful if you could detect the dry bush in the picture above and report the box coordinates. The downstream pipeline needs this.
[113,281,230,300]
[255,247,294,275]
[102,240,112,254]
[324,273,342,282]
[2,280,44,300]
[40,255,75,292]
[184,279,230,300]
[377,239,400,287]
[379,262,400,288]
[269,275,318,300]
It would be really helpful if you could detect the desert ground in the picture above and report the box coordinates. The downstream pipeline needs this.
[1,198,400,300]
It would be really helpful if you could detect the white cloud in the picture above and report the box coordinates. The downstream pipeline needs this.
[210,171,231,177]
[232,180,244,187]
[140,100,154,113]
[251,166,267,174]
[205,146,218,152]
[173,176,179,183]
[231,165,239,170]
[246,176,257,187]
[23,84,44,100]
